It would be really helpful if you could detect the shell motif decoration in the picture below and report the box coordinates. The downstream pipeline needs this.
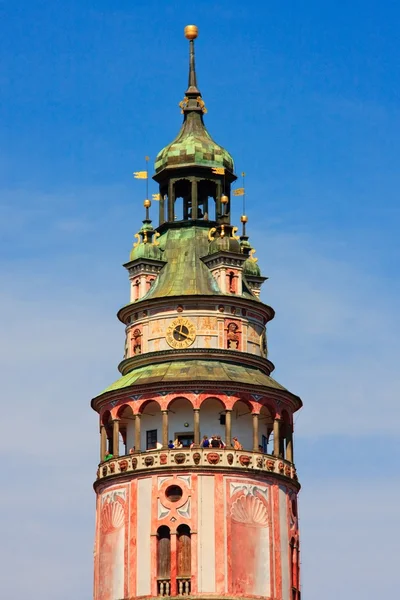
[101,498,125,534]
[231,494,269,527]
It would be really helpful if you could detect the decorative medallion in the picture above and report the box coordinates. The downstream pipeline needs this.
[132,457,137,470]
[266,459,275,471]
[278,461,284,473]
[207,452,220,465]
[174,453,186,464]
[256,456,263,469]
[144,456,154,467]
[160,453,168,465]
[227,453,234,465]
[119,459,128,472]
[239,455,251,467]
[193,452,201,465]
[102,465,108,477]
[165,317,196,349]
[109,462,115,473]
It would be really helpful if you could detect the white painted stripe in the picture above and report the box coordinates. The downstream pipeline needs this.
[137,477,152,596]
[197,476,216,592]
[112,528,125,600]
[255,517,270,596]
[279,486,290,600]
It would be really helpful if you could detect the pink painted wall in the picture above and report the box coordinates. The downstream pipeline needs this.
[94,472,299,600]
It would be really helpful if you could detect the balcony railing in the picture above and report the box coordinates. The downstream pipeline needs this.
[96,448,298,483]
[177,578,191,596]
[157,579,171,596]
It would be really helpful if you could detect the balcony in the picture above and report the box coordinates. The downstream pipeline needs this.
[96,447,298,483]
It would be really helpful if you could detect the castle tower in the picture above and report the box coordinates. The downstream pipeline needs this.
[92,26,302,600]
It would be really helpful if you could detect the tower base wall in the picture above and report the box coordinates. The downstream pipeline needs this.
[94,469,299,600]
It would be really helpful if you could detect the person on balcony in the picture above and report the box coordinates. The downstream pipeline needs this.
[210,435,220,448]
[168,440,174,449]
[233,437,243,450]
[104,451,114,461]
[201,435,210,448]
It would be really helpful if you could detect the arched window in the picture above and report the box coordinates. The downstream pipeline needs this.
[157,526,171,596]
[290,538,300,599]
[177,524,191,594]
[228,271,236,294]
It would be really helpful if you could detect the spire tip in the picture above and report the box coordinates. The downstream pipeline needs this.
[184,25,198,40]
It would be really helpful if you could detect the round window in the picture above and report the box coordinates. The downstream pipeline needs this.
[165,485,183,502]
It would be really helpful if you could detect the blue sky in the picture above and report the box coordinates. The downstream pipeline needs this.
[1,1,399,598]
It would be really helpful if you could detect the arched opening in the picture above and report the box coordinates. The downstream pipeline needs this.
[280,410,291,459]
[231,399,253,450]
[259,405,274,453]
[174,179,192,220]
[228,271,237,294]
[157,526,171,595]
[168,397,194,448]
[198,179,217,220]
[132,278,140,301]
[117,405,135,455]
[101,410,113,455]
[140,400,162,450]
[177,524,191,594]
[290,538,300,599]
[199,397,226,447]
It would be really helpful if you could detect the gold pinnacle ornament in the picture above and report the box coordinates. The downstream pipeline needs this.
[184,25,198,40]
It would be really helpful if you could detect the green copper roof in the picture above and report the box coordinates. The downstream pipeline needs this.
[243,257,261,277]
[98,359,287,395]
[154,111,234,174]
[143,225,221,298]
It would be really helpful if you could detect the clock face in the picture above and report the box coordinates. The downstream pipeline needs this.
[166,317,196,349]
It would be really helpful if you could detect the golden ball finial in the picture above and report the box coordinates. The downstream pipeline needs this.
[184,25,198,40]
[240,214,248,223]
[144,199,151,208]
[221,194,229,204]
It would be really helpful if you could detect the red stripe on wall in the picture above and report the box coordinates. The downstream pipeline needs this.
[128,480,137,597]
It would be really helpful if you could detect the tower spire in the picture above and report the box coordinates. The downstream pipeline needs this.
[185,25,199,94]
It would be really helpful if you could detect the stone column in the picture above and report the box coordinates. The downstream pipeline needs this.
[193,408,200,446]
[159,195,165,225]
[225,409,232,448]
[168,180,175,222]
[112,419,120,458]
[135,414,141,452]
[216,181,222,220]
[252,413,259,452]
[273,417,280,457]
[162,410,169,448]
[100,425,107,462]
[286,427,294,463]
[191,179,198,220]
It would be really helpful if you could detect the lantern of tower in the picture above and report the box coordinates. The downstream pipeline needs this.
[92,26,302,600]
